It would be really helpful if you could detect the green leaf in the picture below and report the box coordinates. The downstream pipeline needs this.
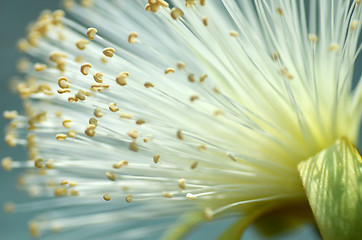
[298,138,362,240]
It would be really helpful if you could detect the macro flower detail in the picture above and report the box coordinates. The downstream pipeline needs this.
[2,0,362,239]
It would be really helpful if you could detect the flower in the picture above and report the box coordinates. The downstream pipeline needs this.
[2,0,362,239]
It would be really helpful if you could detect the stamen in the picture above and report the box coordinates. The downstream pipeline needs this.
[178,178,186,189]
[103,47,115,58]
[56,134,67,141]
[171,8,184,20]
[103,193,111,201]
[80,63,92,75]
[128,32,138,44]
[86,28,97,40]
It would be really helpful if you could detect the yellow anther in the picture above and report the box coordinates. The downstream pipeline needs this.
[5,134,16,147]
[144,82,154,88]
[49,51,67,63]
[86,27,97,40]
[34,63,47,72]
[350,20,359,30]
[80,63,92,75]
[213,86,220,94]
[162,191,173,198]
[75,55,84,63]
[129,142,138,152]
[4,202,15,214]
[70,190,79,196]
[177,130,183,140]
[171,8,184,20]
[178,178,186,189]
[113,160,128,169]
[69,182,77,187]
[94,108,103,118]
[29,222,39,238]
[272,51,280,60]
[103,193,111,201]
[308,34,318,43]
[55,110,62,118]
[128,32,138,44]
[76,39,89,50]
[199,73,208,82]
[38,83,53,95]
[190,94,199,102]
[106,171,116,181]
[67,130,77,138]
[191,161,198,169]
[103,47,115,58]
[214,109,224,116]
[143,134,154,143]
[229,30,239,37]
[9,121,18,129]
[188,73,195,83]
[58,77,69,89]
[54,187,68,196]
[91,84,110,90]
[93,72,103,83]
[62,119,71,128]
[57,89,71,94]
[68,96,77,102]
[17,58,30,73]
[280,67,294,80]
[125,194,133,203]
[34,158,44,169]
[63,0,74,9]
[158,0,169,7]
[164,68,175,74]
[276,7,283,15]
[81,0,93,7]
[136,119,145,125]
[120,113,132,119]
[57,61,66,72]
[60,180,69,185]
[153,154,160,164]
[45,160,54,169]
[116,72,128,86]
[197,144,207,150]
[203,207,213,221]
[74,92,85,101]
[356,0,361,5]
[52,9,65,25]
[177,61,186,70]
[202,17,208,26]
[200,0,206,6]
[85,124,96,137]
[100,57,108,64]
[89,118,98,126]
[128,129,138,139]
[17,177,25,187]
[329,43,340,52]
[1,157,12,171]
[17,38,30,52]
[109,102,119,112]
[56,134,67,141]
[145,3,151,11]
[3,110,18,120]
[186,193,197,200]
[185,0,197,7]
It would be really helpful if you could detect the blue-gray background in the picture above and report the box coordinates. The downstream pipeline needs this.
[0,1,359,239]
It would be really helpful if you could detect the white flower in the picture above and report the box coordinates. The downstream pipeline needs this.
[3,0,361,239]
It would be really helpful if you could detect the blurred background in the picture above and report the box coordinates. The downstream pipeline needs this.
[0,0,359,239]
[0,1,61,239]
